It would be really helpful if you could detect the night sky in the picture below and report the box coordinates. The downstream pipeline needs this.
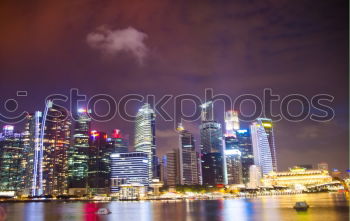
[0,0,348,171]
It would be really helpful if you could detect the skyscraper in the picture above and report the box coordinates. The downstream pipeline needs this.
[236,129,254,184]
[88,131,111,194]
[199,101,225,186]
[224,136,242,185]
[107,129,129,153]
[177,124,200,185]
[250,118,277,175]
[22,112,41,196]
[0,126,24,193]
[134,103,156,182]
[162,149,180,188]
[68,107,91,195]
[32,101,71,196]
[224,110,240,136]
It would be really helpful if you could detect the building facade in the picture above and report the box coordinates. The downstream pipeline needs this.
[110,152,149,193]
[250,118,276,175]
[88,131,111,194]
[178,125,200,185]
[224,136,242,185]
[0,126,24,193]
[200,101,225,186]
[68,108,91,194]
[236,129,254,184]
[134,104,157,182]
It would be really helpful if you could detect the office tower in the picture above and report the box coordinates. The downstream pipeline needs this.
[318,162,329,171]
[68,107,91,194]
[23,112,42,196]
[0,126,24,193]
[107,129,129,153]
[31,101,71,196]
[88,131,111,194]
[200,101,225,186]
[162,150,180,187]
[134,103,156,182]
[110,152,149,193]
[224,136,243,184]
[250,118,276,175]
[236,129,254,184]
[248,165,261,188]
[224,110,240,136]
[177,124,200,185]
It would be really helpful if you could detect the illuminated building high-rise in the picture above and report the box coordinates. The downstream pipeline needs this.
[177,124,200,185]
[236,129,254,184]
[250,118,277,175]
[134,103,157,182]
[161,149,179,188]
[224,110,240,136]
[224,136,242,184]
[200,101,226,186]
[68,107,91,194]
[31,101,71,196]
[88,131,111,194]
[0,126,24,193]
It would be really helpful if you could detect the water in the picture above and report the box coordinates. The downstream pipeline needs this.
[0,193,348,221]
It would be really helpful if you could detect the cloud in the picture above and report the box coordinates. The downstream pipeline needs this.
[87,26,148,65]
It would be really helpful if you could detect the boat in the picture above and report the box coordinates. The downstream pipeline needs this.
[95,208,111,215]
[293,201,309,211]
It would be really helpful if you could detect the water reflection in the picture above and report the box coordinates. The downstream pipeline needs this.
[1,193,348,221]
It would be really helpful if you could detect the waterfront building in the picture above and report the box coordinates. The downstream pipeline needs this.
[88,131,111,194]
[200,101,225,186]
[110,152,149,193]
[262,167,333,188]
[162,149,180,188]
[248,165,262,188]
[236,129,254,184]
[201,152,225,186]
[22,112,42,196]
[119,184,147,200]
[134,104,157,182]
[37,102,71,196]
[177,124,200,185]
[0,126,24,193]
[68,107,91,195]
[250,118,277,175]
[224,136,243,185]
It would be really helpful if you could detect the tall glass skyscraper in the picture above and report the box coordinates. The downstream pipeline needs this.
[134,103,156,182]
[236,129,254,184]
[22,112,42,196]
[224,136,242,184]
[68,107,91,194]
[0,126,24,193]
[88,131,111,194]
[250,118,277,175]
[30,101,71,196]
[200,101,225,186]
[177,124,200,185]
